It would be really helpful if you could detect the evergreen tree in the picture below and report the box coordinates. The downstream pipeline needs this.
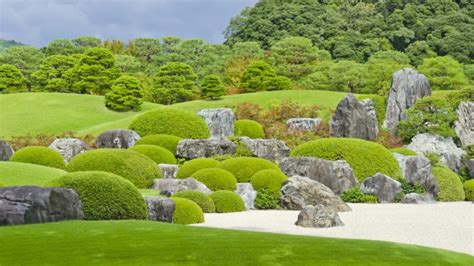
[105,75,144,111]
[0,64,27,93]
[200,75,225,100]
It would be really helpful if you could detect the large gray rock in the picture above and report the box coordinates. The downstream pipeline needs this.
[454,101,474,147]
[286,118,322,133]
[152,178,211,195]
[400,193,436,204]
[280,175,351,212]
[279,157,358,194]
[295,204,344,228]
[360,173,402,203]
[238,137,290,162]
[197,108,235,139]
[407,133,466,173]
[394,153,438,196]
[96,129,140,149]
[0,140,14,161]
[0,186,84,226]
[467,159,474,178]
[159,164,178,179]
[48,138,89,163]
[235,183,257,210]
[383,68,431,133]
[144,196,175,223]
[176,139,236,159]
[330,94,378,140]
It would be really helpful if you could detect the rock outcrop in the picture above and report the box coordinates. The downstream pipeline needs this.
[454,101,474,147]
[197,108,235,139]
[286,118,322,133]
[152,178,211,195]
[295,204,344,228]
[175,139,236,159]
[360,173,402,203]
[0,140,14,161]
[238,137,290,162]
[400,193,436,204]
[96,129,140,149]
[48,138,89,163]
[235,183,257,210]
[144,196,175,223]
[393,153,438,196]
[158,164,178,179]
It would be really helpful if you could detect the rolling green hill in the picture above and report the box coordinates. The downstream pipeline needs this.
[0,161,66,186]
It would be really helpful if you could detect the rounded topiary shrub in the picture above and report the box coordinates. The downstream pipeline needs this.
[210,190,246,213]
[234,119,265,138]
[463,179,474,201]
[291,138,402,181]
[390,147,418,156]
[129,108,210,139]
[130,145,176,165]
[171,197,205,224]
[135,134,182,154]
[172,190,215,213]
[432,167,465,202]
[176,158,219,179]
[250,169,287,197]
[191,168,237,191]
[48,171,147,220]
[67,149,161,188]
[10,146,65,170]
[216,157,279,183]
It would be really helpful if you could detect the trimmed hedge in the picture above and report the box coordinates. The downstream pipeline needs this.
[135,134,182,154]
[250,169,287,197]
[234,119,265,138]
[432,167,465,202]
[390,147,418,156]
[130,145,176,165]
[129,108,210,139]
[191,168,237,191]
[67,149,161,188]
[291,138,402,181]
[10,146,65,170]
[48,171,147,220]
[172,190,215,213]
[210,190,246,213]
[176,158,219,179]
[171,197,205,224]
[216,157,280,183]
[463,179,474,201]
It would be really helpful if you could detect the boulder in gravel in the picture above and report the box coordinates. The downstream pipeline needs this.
[360,173,402,203]
[144,196,175,223]
[393,153,438,196]
[235,183,257,210]
[467,159,474,178]
[197,108,235,139]
[286,118,322,133]
[0,140,14,161]
[0,186,84,226]
[152,178,211,195]
[175,139,236,159]
[280,175,351,212]
[159,164,178,179]
[454,101,474,147]
[279,157,358,194]
[383,68,431,133]
[400,193,436,204]
[96,129,140,149]
[48,138,89,163]
[238,137,290,162]
[295,204,344,228]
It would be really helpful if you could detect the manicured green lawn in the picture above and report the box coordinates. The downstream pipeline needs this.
[0,161,66,186]
[0,220,471,265]
[139,189,163,197]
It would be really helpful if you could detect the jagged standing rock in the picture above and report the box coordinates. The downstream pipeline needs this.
[286,118,322,133]
[144,196,175,223]
[295,204,344,228]
[197,108,235,139]
[0,140,14,161]
[360,173,402,203]
[467,159,474,179]
[48,138,89,163]
[454,101,474,147]
[235,183,257,210]
[96,129,140,149]
[159,164,178,179]
[238,137,290,163]
[393,153,438,196]
[175,139,236,159]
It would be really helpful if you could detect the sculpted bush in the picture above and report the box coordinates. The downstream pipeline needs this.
[10,146,65,169]
[171,197,205,224]
[216,157,279,183]
[135,134,182,154]
[191,168,237,191]
[210,190,246,213]
[130,144,176,164]
[176,158,219,179]
[172,190,215,213]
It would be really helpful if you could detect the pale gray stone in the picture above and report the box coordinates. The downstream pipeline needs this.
[238,137,290,162]
[360,173,402,203]
[96,129,140,149]
[0,140,14,161]
[400,193,436,204]
[286,118,322,133]
[235,183,257,210]
[295,204,344,228]
[144,196,175,223]
[394,153,438,196]
[197,108,235,139]
[49,138,89,163]
[175,139,236,159]
[152,178,211,195]
[467,159,474,178]
[159,164,178,179]
[454,101,474,147]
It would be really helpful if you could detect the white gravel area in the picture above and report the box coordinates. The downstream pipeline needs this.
[193,202,474,255]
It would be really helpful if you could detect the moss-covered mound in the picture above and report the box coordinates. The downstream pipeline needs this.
[390,147,418,156]
[135,134,182,154]
[291,138,402,181]
[171,197,205,224]
[463,179,474,201]
[129,108,210,139]
[216,157,279,183]
[210,190,246,213]
[176,158,219,179]
[432,167,465,202]
[250,169,287,197]
[130,145,176,165]
[10,146,65,169]
[48,171,147,220]
[191,168,237,191]
[67,149,161,188]
[172,190,215,213]
[234,119,265,138]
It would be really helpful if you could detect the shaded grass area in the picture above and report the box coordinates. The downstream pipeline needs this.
[0,220,471,266]
[0,161,66,186]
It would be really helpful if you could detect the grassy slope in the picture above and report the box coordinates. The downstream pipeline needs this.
[0,161,66,186]
[0,220,471,266]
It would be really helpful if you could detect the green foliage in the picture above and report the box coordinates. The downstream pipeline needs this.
[130,144,176,165]
[172,190,215,213]
[209,190,245,213]
[250,169,287,197]
[10,146,65,169]
[340,187,378,203]
[67,148,161,188]
[291,138,402,181]
[425,153,441,167]
[200,74,225,100]
[254,189,280,209]
[216,157,279,183]
[405,41,436,66]
[105,75,144,111]
[390,148,418,156]
[0,45,44,86]
[171,197,205,224]
[135,134,182,154]
[114,55,142,74]
[234,119,265,138]
[176,158,219,179]
[31,55,78,92]
[191,168,237,191]
[432,167,465,202]
[363,51,411,94]
[240,61,291,93]
[446,87,474,109]
[48,171,147,220]
[399,179,426,195]
[463,180,474,201]
[418,56,468,91]
[45,39,78,56]
[0,64,27,93]
[72,36,101,49]
[129,108,210,139]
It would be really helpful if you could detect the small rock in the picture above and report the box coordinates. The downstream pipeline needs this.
[360,173,402,203]
[295,204,344,228]
[394,153,438,196]
[49,138,89,163]
[159,164,178,179]
[400,193,436,204]
[235,183,257,210]
[144,196,175,223]
[238,137,290,162]
[197,108,235,139]
[0,140,14,161]
[175,139,236,159]
[467,159,474,178]
[454,101,474,147]
[286,118,322,133]
[152,178,211,195]
[96,129,140,149]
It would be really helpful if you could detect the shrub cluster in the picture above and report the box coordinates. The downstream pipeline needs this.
[171,197,205,224]
[135,134,182,154]
[216,157,279,183]
[250,169,287,197]
[10,146,66,169]
[130,144,176,165]
[7,131,95,151]
[176,158,219,179]
[172,190,215,213]
[340,187,378,203]
[254,189,280,209]
[209,190,245,213]
[463,180,474,201]
[234,119,265,139]
[432,167,465,202]
[191,168,237,191]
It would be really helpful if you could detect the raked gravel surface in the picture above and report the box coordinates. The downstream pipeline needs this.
[193,202,473,255]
